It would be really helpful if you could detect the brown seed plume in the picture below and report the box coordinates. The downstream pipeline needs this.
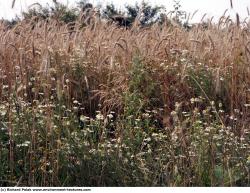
[12,0,16,8]
[230,0,233,9]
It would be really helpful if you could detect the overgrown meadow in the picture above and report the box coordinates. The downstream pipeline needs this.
[0,1,250,187]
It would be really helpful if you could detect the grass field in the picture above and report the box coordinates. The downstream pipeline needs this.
[0,2,249,186]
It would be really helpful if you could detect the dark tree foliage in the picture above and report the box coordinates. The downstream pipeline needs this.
[22,5,50,20]
[111,15,132,27]
[102,2,163,27]
[102,4,131,27]
[49,1,78,23]
[125,2,163,26]
[7,0,191,29]
[102,4,119,19]
[21,1,78,23]
[77,0,93,12]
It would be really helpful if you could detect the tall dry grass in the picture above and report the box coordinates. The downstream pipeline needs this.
[0,15,249,118]
[0,11,249,186]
